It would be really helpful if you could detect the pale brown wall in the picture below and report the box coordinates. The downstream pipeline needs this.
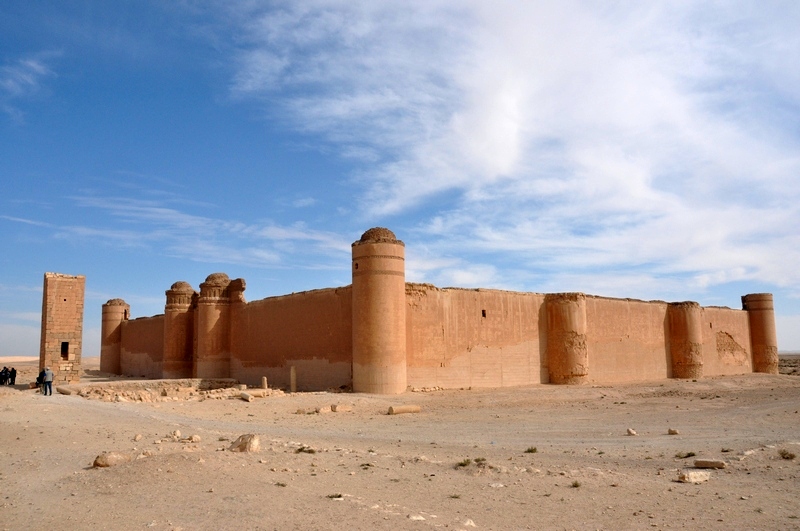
[120,315,165,378]
[406,284,546,389]
[229,287,352,390]
[585,297,670,383]
[702,306,752,376]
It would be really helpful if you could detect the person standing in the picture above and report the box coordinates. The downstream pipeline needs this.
[9,367,16,385]
[43,367,54,396]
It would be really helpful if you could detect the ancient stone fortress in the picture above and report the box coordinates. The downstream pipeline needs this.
[39,272,85,384]
[100,228,779,394]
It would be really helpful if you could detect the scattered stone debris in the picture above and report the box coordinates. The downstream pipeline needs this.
[71,379,285,403]
[668,428,680,435]
[626,428,637,436]
[228,434,260,452]
[331,404,352,412]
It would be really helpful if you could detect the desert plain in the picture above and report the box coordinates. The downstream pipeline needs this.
[1,356,799,530]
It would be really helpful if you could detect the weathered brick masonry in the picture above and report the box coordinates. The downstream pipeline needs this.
[39,272,85,384]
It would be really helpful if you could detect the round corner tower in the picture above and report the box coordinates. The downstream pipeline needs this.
[101,298,129,375]
[351,227,407,394]
[742,293,778,374]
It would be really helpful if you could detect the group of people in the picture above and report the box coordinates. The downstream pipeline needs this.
[0,366,16,385]
[37,367,54,395]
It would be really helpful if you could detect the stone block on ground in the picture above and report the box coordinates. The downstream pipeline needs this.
[228,434,260,452]
[677,470,711,484]
[694,459,726,469]
[93,452,133,468]
[388,405,421,415]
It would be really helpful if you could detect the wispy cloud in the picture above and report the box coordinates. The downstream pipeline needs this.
[0,51,60,121]
[62,195,351,269]
[223,1,800,299]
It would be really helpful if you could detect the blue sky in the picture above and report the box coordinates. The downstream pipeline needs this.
[1,1,799,358]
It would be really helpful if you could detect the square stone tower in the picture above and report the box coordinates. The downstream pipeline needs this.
[39,272,85,384]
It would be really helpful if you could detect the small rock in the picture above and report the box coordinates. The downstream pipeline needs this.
[133,434,143,442]
[331,404,352,413]
[463,519,477,527]
[668,428,680,435]
[627,428,637,436]
[93,452,132,468]
[408,515,425,521]
[315,406,332,414]
[228,434,260,452]
[677,470,711,484]
[694,459,726,469]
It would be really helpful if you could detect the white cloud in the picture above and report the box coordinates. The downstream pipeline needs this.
[223,1,800,303]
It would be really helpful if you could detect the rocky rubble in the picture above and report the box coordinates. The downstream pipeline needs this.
[64,379,286,403]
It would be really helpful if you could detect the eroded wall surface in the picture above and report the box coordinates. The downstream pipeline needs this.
[406,284,546,389]
[230,287,353,390]
[120,316,164,378]
[702,306,753,376]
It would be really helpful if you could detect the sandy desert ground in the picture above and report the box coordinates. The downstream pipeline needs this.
[1,357,799,531]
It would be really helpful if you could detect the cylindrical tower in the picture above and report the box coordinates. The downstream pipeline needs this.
[668,301,704,379]
[545,292,588,384]
[100,298,129,375]
[742,293,778,374]
[351,227,407,394]
[195,273,231,378]
[163,281,196,378]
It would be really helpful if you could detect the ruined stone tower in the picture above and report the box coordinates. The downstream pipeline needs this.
[351,227,407,394]
[39,272,85,384]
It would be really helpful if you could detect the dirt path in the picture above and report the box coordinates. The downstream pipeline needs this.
[1,360,799,530]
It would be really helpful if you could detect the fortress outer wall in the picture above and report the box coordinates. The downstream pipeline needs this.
[101,227,776,392]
